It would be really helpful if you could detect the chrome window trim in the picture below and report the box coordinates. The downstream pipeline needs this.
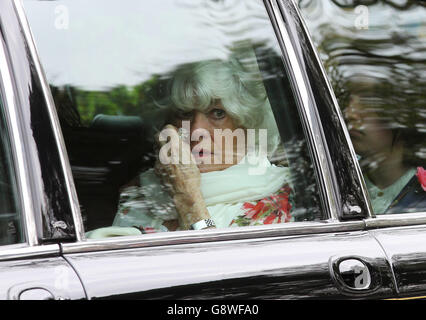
[62,212,426,254]
[13,0,85,241]
[0,30,38,246]
[365,212,426,229]
[288,0,374,219]
[62,220,366,254]
[265,0,339,221]
[0,243,60,262]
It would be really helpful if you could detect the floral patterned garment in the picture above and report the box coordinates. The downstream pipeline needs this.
[131,185,294,233]
[418,167,426,192]
[230,185,292,227]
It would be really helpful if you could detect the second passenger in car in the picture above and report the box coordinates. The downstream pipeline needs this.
[343,76,426,215]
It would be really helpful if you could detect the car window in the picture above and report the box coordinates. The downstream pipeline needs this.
[23,0,324,238]
[299,0,426,215]
[0,93,25,245]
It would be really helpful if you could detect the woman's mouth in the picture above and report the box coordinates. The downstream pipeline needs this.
[192,149,212,159]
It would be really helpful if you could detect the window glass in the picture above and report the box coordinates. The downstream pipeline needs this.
[23,0,323,238]
[0,93,25,245]
[299,0,426,215]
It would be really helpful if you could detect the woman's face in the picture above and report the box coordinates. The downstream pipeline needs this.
[344,95,394,161]
[174,101,246,173]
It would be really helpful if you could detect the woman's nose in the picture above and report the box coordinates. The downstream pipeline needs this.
[190,111,212,150]
[344,104,362,122]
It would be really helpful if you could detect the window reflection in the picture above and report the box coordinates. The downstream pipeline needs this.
[299,0,426,214]
[24,0,323,237]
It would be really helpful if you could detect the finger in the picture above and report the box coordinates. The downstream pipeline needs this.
[158,124,178,145]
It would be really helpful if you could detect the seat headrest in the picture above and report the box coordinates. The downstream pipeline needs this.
[90,114,144,133]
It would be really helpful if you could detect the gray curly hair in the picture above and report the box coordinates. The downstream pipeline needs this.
[169,49,281,156]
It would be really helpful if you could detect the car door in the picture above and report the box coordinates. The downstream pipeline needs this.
[19,0,399,299]
[61,227,396,299]
[297,0,426,299]
[0,5,85,298]
[367,224,426,299]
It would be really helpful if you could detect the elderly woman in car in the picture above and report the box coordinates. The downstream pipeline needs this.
[86,49,293,238]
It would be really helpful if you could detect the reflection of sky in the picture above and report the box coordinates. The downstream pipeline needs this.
[23,0,273,91]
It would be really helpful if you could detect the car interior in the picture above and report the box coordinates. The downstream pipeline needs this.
[51,48,323,233]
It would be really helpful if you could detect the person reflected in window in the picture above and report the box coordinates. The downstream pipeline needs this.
[86,47,294,238]
[343,77,426,215]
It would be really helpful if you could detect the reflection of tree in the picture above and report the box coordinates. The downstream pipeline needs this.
[51,75,164,127]
[52,39,275,129]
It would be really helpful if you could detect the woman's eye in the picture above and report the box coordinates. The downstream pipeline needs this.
[178,111,193,119]
[210,108,226,120]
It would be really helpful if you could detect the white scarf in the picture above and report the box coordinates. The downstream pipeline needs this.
[202,155,291,206]
[202,154,291,228]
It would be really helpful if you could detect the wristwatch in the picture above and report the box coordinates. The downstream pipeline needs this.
[190,219,216,230]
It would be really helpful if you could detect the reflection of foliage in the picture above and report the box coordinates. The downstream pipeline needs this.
[52,75,165,126]
[52,39,273,129]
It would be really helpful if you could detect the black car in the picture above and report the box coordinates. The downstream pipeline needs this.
[0,0,425,300]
